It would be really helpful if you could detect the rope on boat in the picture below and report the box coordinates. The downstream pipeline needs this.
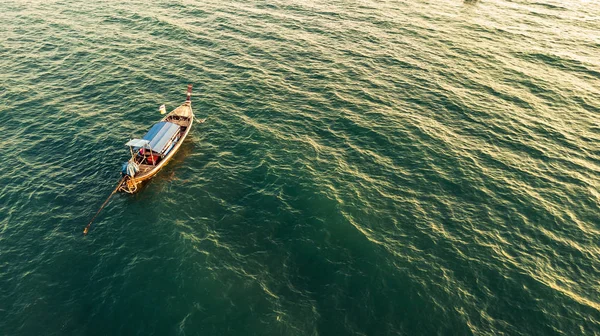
[83,177,125,236]
[121,176,138,194]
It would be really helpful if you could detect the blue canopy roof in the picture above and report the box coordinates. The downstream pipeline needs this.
[142,121,180,154]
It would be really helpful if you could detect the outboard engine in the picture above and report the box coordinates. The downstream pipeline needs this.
[121,161,139,177]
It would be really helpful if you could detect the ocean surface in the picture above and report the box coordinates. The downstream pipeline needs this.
[1,0,599,335]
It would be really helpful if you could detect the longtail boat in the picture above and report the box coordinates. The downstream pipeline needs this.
[83,85,204,235]
[119,84,204,193]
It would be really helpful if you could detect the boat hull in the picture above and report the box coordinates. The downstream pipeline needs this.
[121,100,197,193]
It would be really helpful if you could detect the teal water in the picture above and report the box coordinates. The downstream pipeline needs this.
[1,0,599,335]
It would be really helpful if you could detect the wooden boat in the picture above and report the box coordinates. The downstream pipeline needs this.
[82,85,204,235]
[119,84,204,193]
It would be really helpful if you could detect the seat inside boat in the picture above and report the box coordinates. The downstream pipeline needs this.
[137,148,160,165]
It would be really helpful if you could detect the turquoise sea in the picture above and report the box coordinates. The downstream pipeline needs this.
[1,0,599,335]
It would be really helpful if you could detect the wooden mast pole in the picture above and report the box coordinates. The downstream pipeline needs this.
[83,178,124,236]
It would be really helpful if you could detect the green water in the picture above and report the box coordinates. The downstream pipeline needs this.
[1,0,599,335]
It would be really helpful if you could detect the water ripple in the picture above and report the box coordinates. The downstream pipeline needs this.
[1,0,599,335]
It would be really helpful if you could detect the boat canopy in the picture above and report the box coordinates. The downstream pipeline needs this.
[125,139,150,148]
[142,121,180,154]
